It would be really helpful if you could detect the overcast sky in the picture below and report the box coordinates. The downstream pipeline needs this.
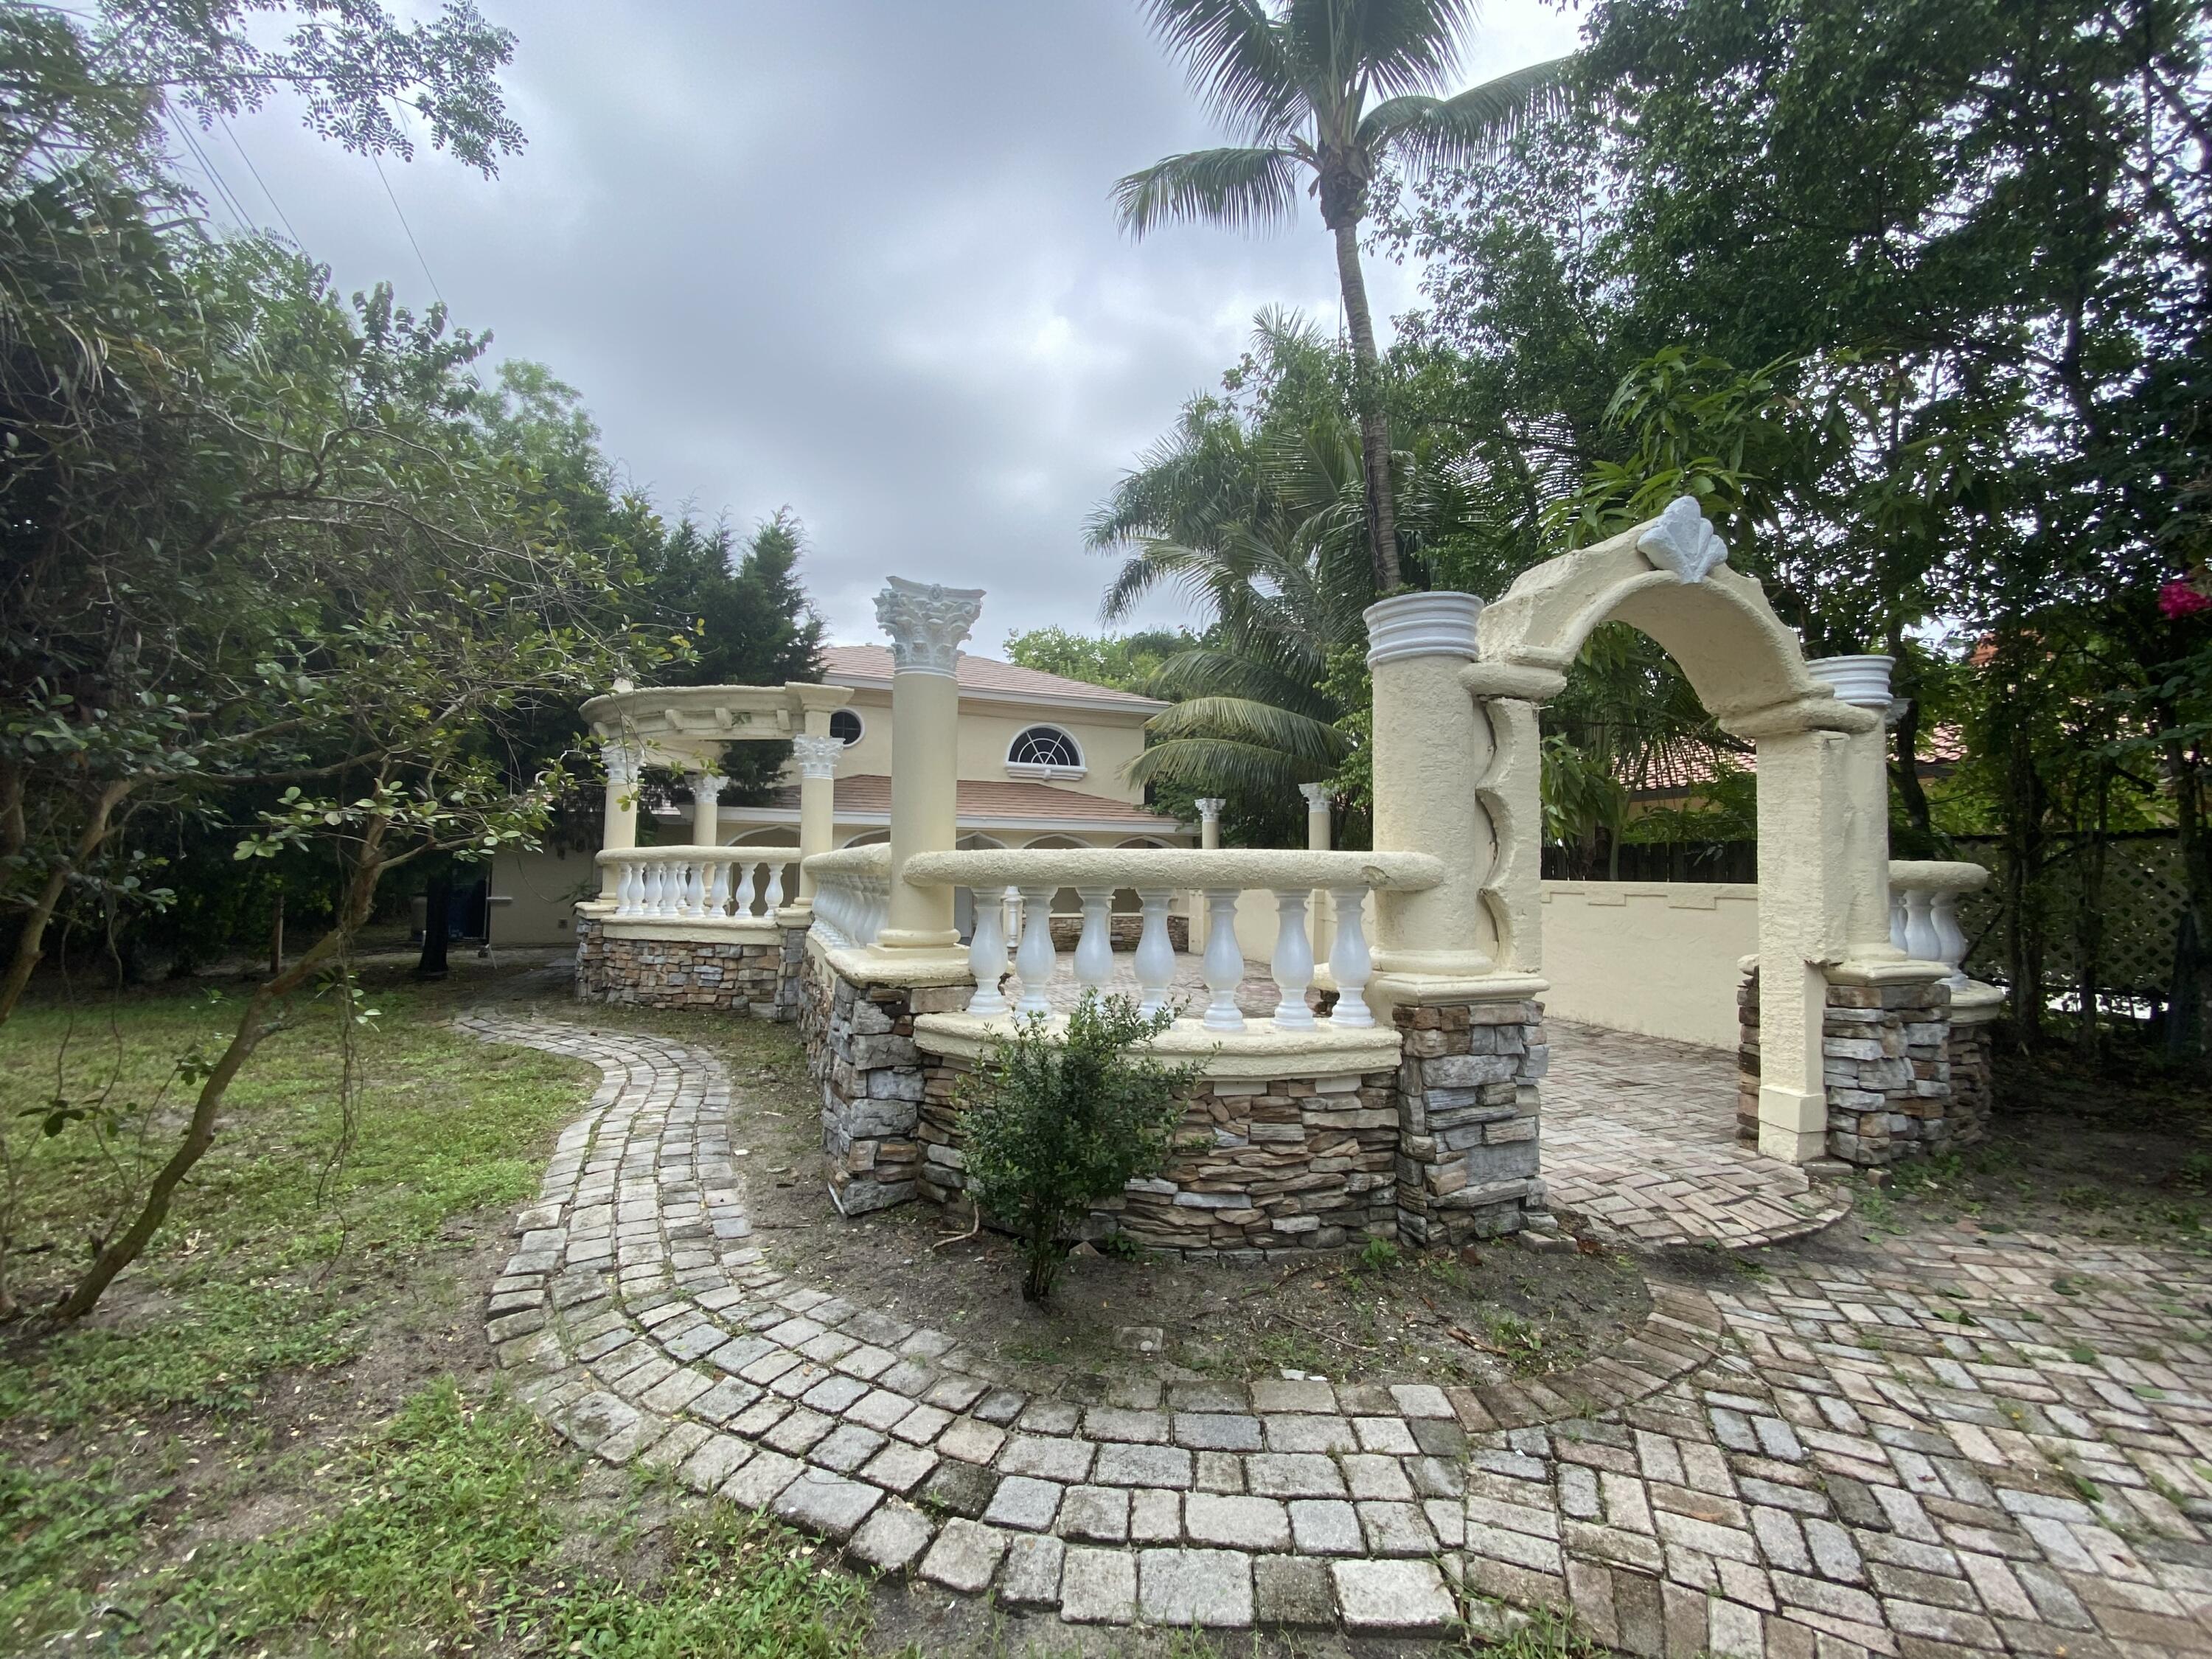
[199,2,1580,648]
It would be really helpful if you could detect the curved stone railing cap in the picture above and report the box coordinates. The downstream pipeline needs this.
[803,844,894,875]
[1888,859,1992,893]
[901,846,1444,891]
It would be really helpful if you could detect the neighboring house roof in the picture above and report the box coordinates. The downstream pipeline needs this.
[712,775,1187,836]
[1630,724,1966,801]
[818,645,1165,714]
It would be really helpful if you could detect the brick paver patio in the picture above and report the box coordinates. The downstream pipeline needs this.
[465,1012,2212,1650]
[1544,1018,1852,1251]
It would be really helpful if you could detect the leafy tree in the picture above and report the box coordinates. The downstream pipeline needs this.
[0,0,523,189]
[1113,0,1566,592]
[1001,627,1194,694]
[957,995,1202,1302]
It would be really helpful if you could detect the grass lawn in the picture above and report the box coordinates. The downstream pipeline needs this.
[0,953,882,1658]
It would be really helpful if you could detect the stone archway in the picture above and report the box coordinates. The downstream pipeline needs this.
[1478,507,1921,1163]
[1369,501,1937,1168]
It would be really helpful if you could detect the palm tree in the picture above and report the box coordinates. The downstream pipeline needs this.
[1113,0,1567,594]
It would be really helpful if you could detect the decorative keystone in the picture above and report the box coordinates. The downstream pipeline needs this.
[875,577,985,675]
[792,734,844,779]
[1637,495,1728,584]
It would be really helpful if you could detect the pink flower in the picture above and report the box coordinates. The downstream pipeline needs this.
[2160,579,2212,619]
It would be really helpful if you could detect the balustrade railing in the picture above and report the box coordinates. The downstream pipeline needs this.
[1888,860,1991,988]
[806,845,893,948]
[900,848,1441,1032]
[596,846,797,921]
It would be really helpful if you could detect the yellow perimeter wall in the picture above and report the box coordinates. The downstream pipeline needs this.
[1537,880,1758,1051]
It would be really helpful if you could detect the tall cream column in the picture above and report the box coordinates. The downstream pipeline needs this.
[874,577,984,951]
[1806,655,1910,959]
[687,771,723,847]
[1299,782,1332,851]
[1365,592,1498,983]
[597,740,641,900]
[790,733,843,909]
[1300,782,1335,959]
[1195,799,1224,850]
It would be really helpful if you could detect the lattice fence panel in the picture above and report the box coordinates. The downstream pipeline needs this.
[1954,834,2188,1001]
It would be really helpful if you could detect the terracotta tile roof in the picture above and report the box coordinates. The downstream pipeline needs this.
[819,645,1164,710]
[754,773,1184,832]
[1631,723,1965,799]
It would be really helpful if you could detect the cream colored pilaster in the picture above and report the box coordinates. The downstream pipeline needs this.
[597,740,641,900]
[791,733,843,909]
[875,577,984,952]
[1366,593,1500,983]
[1744,726,1857,1162]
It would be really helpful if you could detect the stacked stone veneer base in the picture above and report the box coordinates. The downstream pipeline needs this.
[1945,1010,1995,1147]
[917,1057,1402,1257]
[803,961,970,1217]
[1392,998,1548,1246]
[1738,968,1963,1166]
[576,914,806,1020]
[806,950,1542,1253]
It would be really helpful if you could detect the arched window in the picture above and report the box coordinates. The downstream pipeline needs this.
[1006,724,1084,779]
[830,709,863,745]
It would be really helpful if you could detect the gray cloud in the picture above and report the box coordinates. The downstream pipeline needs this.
[208,1,1577,644]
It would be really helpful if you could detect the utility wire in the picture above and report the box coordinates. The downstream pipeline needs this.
[372,152,443,305]
[220,116,302,246]
[167,114,255,233]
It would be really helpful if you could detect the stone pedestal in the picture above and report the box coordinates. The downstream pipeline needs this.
[1743,965,1960,1166]
[804,958,967,1216]
[575,917,808,1018]
[1391,996,1548,1245]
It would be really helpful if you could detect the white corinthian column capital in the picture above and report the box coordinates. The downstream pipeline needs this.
[792,733,844,780]
[874,576,985,675]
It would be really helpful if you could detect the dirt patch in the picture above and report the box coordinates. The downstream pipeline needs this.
[710,1024,1652,1393]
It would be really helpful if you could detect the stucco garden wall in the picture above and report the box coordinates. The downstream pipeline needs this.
[1540,880,1759,1051]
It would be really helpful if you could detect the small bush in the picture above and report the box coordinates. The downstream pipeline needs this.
[959,993,1203,1302]
[1355,1237,1401,1274]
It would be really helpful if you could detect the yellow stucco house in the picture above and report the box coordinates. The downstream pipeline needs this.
[487,645,1192,947]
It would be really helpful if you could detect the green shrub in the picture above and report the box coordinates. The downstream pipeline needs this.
[959,993,1203,1302]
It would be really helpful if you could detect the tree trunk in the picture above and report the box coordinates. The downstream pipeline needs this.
[52,847,387,1320]
[415,865,451,980]
[0,779,134,1028]
[1332,218,1399,594]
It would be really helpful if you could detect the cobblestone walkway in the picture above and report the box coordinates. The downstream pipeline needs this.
[1544,1020,1853,1251]
[466,1013,2212,1652]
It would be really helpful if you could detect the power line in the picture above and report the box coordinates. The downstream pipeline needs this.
[166,114,255,233]
[371,152,444,306]
[220,116,302,247]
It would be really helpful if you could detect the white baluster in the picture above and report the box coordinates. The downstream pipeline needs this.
[657,862,680,918]
[641,861,665,916]
[1015,884,1057,1016]
[967,885,1010,1017]
[616,859,641,915]
[1201,889,1245,1033]
[1933,889,1969,987]
[704,858,729,917]
[1326,885,1374,1028]
[681,860,705,919]
[1890,889,1909,955]
[1269,888,1317,1030]
[762,859,785,911]
[1133,888,1177,1019]
[733,860,757,917]
[1902,886,1942,967]
[1074,887,1114,1002]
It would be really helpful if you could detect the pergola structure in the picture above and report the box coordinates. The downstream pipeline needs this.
[581,679,854,910]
